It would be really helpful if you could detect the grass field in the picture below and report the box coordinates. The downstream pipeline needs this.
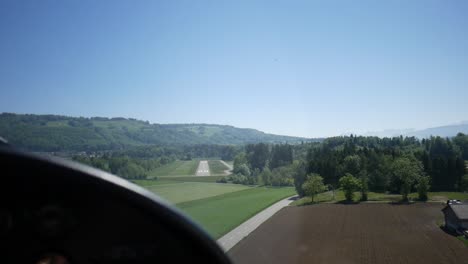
[409,192,468,201]
[142,182,251,204]
[134,175,295,239]
[457,236,468,247]
[131,179,180,186]
[207,160,229,175]
[157,176,225,183]
[292,191,468,206]
[177,187,296,238]
[148,160,199,177]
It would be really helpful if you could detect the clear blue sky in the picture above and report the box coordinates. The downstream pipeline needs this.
[0,0,467,137]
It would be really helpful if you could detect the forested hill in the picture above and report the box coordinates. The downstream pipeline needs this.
[0,113,316,151]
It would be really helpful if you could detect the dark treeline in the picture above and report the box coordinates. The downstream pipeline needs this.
[73,155,169,180]
[73,144,242,179]
[223,143,301,186]
[110,144,240,161]
[295,133,468,197]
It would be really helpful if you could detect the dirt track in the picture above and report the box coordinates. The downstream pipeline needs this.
[229,203,468,264]
[219,160,233,175]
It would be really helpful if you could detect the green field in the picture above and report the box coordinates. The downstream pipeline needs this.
[134,179,295,239]
[142,182,251,204]
[148,160,199,177]
[177,187,296,238]
[207,160,229,175]
[409,192,468,201]
[157,176,225,183]
[457,236,468,247]
[132,179,179,186]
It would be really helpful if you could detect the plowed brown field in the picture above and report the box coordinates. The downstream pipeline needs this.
[229,203,468,264]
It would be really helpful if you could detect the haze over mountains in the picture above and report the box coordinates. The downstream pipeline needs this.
[359,122,468,138]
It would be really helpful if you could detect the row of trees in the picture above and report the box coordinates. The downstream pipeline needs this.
[303,169,431,203]
[73,155,176,179]
[74,142,303,182]
[68,133,467,195]
[227,143,296,186]
[297,135,467,198]
[221,163,297,186]
[71,143,243,180]
[119,144,240,161]
[420,136,465,190]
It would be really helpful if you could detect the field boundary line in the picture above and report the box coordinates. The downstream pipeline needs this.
[217,195,297,252]
[139,182,186,188]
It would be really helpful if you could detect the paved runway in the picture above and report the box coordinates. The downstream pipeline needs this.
[195,160,210,176]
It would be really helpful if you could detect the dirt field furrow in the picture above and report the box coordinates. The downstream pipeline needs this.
[229,203,468,264]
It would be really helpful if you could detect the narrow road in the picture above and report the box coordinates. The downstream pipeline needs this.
[217,195,298,252]
[219,160,233,170]
[219,160,233,175]
[195,160,210,176]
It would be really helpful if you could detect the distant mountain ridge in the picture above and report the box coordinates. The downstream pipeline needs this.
[360,122,468,138]
[0,113,317,151]
[406,123,468,138]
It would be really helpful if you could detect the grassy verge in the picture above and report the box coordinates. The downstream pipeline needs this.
[408,192,468,201]
[131,179,177,186]
[148,160,199,177]
[158,175,225,183]
[207,160,229,175]
[457,236,468,247]
[292,191,402,206]
[177,187,296,239]
[292,191,468,206]
[142,182,251,204]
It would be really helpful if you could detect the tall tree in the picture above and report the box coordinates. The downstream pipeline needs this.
[292,161,307,196]
[416,176,430,201]
[246,143,270,171]
[343,155,361,175]
[453,133,468,160]
[339,173,361,202]
[360,177,369,201]
[270,144,293,169]
[391,157,423,201]
[302,174,327,203]
[233,153,247,171]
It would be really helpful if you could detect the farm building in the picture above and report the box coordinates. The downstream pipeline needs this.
[442,200,468,232]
